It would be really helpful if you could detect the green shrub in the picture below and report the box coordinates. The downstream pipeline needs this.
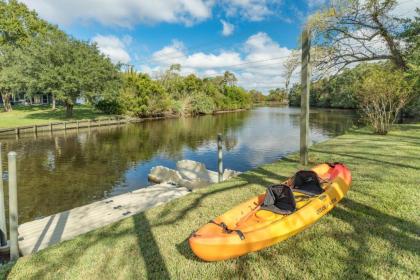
[357,65,412,134]
[190,92,216,115]
[95,98,124,115]
[121,73,171,117]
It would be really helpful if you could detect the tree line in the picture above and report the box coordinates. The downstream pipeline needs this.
[249,88,288,104]
[0,0,252,117]
[96,66,252,117]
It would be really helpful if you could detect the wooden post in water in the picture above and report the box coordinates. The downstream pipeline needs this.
[8,151,19,260]
[217,133,223,183]
[49,122,53,133]
[300,28,311,166]
[0,144,7,246]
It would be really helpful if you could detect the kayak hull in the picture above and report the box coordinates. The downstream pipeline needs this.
[189,163,352,261]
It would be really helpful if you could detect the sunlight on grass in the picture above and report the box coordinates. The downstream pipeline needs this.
[0,105,108,129]
[3,124,420,279]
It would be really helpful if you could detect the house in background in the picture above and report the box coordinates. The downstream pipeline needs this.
[0,93,52,106]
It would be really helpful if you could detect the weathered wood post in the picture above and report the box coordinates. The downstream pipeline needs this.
[300,28,311,166]
[76,120,80,130]
[15,128,20,137]
[217,133,223,183]
[50,122,53,133]
[8,151,19,260]
[33,125,37,137]
[0,144,8,246]
[63,122,67,130]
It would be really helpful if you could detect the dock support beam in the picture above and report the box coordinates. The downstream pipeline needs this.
[300,28,311,166]
[217,133,223,183]
[8,152,19,260]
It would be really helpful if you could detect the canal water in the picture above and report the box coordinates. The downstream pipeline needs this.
[0,106,357,223]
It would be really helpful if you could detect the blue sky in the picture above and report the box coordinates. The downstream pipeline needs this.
[20,0,418,92]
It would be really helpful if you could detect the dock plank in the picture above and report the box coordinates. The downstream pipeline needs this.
[18,184,190,256]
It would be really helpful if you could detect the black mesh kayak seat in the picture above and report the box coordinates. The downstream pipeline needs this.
[292,170,324,196]
[260,184,296,215]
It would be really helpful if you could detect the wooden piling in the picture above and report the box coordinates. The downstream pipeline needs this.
[300,28,311,166]
[8,151,19,260]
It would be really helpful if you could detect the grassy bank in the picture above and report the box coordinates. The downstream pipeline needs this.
[4,124,420,279]
[0,106,107,129]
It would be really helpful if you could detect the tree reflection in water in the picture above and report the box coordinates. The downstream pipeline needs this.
[0,107,356,222]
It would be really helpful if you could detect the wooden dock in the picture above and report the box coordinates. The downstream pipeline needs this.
[18,184,189,256]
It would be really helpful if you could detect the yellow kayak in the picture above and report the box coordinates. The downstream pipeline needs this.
[189,163,352,261]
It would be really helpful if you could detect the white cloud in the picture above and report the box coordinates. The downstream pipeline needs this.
[151,40,242,70]
[92,35,131,64]
[221,0,282,21]
[21,0,284,27]
[221,20,235,36]
[143,32,293,92]
[21,0,213,27]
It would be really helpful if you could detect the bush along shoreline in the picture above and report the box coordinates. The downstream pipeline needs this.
[94,66,253,118]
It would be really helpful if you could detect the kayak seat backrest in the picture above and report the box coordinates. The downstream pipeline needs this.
[260,184,296,215]
[292,170,324,196]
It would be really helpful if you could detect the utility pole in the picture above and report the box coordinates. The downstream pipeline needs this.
[300,28,311,165]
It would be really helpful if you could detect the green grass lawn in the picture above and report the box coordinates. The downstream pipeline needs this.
[0,105,108,129]
[4,124,420,279]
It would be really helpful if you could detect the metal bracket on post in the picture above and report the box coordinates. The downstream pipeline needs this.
[217,133,223,183]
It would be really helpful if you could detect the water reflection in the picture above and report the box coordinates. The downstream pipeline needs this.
[0,107,357,222]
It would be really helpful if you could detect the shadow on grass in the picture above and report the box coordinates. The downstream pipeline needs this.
[133,212,170,280]
[329,198,420,279]
[0,261,15,279]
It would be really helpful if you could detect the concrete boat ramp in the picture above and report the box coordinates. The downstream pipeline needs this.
[18,183,189,256]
